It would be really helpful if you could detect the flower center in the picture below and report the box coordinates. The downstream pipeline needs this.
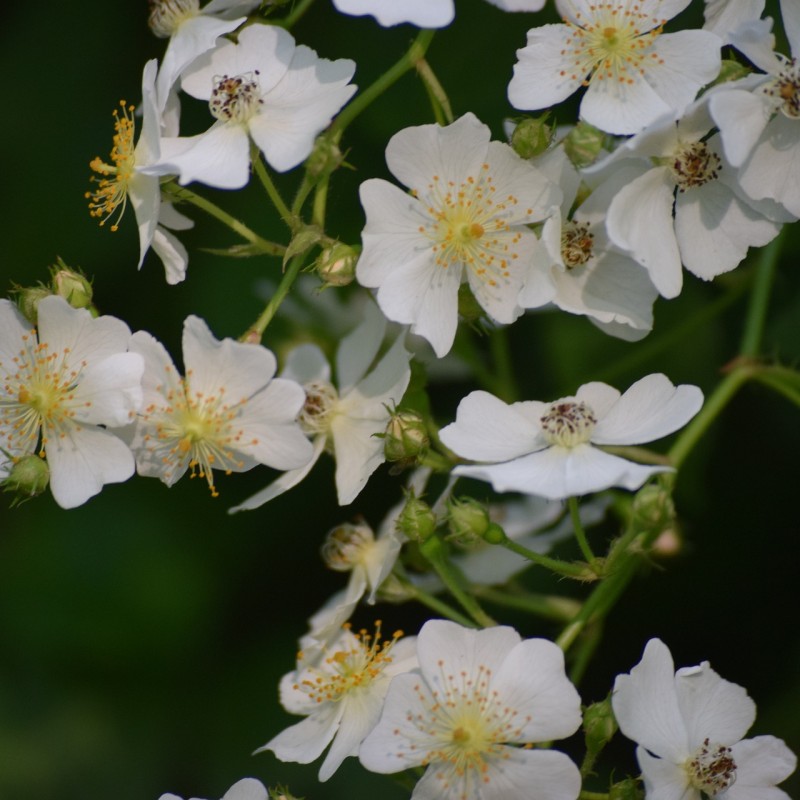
[540,401,597,447]
[209,72,263,123]
[321,523,376,571]
[0,336,84,459]
[560,5,665,87]
[762,56,800,118]
[147,0,200,38]
[416,164,528,289]
[669,141,721,191]
[561,220,594,269]
[298,379,339,435]
[400,659,531,797]
[294,623,402,703]
[685,739,737,796]
[141,368,254,497]
[86,101,137,232]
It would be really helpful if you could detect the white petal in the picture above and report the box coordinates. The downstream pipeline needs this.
[72,352,144,427]
[493,638,582,741]
[674,660,755,748]
[439,391,546,461]
[221,778,268,800]
[636,746,693,800]
[508,25,585,111]
[592,374,703,445]
[259,702,343,765]
[605,167,682,298]
[729,736,797,799]
[709,88,774,168]
[336,300,387,393]
[282,343,330,384]
[46,425,136,509]
[612,639,690,763]
[332,0,454,27]
[330,415,388,505]
[150,225,189,285]
[227,434,324,512]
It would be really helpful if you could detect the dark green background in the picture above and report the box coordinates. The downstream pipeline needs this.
[1,1,798,798]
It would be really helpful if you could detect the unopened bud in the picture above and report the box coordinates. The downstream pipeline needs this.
[269,785,303,800]
[321,522,374,571]
[51,260,94,311]
[397,494,436,543]
[564,121,609,168]
[583,696,618,757]
[511,114,555,159]
[316,242,359,287]
[14,285,52,325]
[382,409,429,464]
[632,483,676,535]
[609,777,644,800]
[306,133,344,178]
[2,455,50,504]
[447,496,490,544]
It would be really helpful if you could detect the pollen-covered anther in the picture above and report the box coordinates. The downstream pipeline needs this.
[295,623,403,704]
[299,379,338,434]
[321,522,375,571]
[686,738,737,796]
[670,141,721,191]
[561,221,594,269]
[148,0,200,38]
[86,100,137,231]
[209,72,263,123]
[540,401,597,447]
[763,57,800,118]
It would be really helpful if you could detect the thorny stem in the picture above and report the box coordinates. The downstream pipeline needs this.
[161,182,285,256]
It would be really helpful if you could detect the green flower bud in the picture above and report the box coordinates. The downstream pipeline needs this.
[269,786,304,800]
[397,494,437,543]
[50,260,94,311]
[632,482,676,535]
[382,409,429,464]
[13,284,52,325]
[583,695,618,758]
[316,242,359,288]
[306,133,344,178]
[447,496,490,544]
[564,121,609,168]
[2,455,50,505]
[511,114,555,159]
[609,777,644,800]
[482,522,506,546]
[457,283,484,323]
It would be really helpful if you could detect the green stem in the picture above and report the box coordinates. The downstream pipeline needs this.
[279,0,317,29]
[396,576,477,628]
[752,364,800,407]
[667,366,752,469]
[579,792,610,800]
[492,527,597,581]
[569,619,603,685]
[252,151,296,229]
[490,327,518,403]
[311,173,329,229]
[739,229,784,357]
[568,496,596,565]
[419,535,497,627]
[242,252,306,341]
[419,449,454,473]
[416,58,454,125]
[161,182,285,256]
[471,586,581,622]
[330,29,436,136]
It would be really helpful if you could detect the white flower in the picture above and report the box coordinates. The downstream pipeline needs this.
[331,0,544,27]
[332,0,455,27]
[229,301,411,510]
[260,625,418,781]
[149,0,260,109]
[521,145,658,339]
[87,60,193,284]
[150,24,356,188]
[159,777,268,800]
[0,297,143,509]
[708,1,800,216]
[507,0,721,135]
[589,99,789,299]
[703,0,765,44]
[356,112,561,357]
[439,373,703,500]
[127,315,312,496]
[612,638,797,800]
[359,620,582,800]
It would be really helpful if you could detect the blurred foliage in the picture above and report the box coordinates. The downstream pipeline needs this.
[0,2,798,799]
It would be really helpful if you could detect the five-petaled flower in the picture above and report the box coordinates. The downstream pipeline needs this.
[613,638,797,800]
